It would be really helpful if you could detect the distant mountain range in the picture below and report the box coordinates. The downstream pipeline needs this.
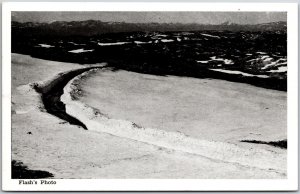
[12,20,287,36]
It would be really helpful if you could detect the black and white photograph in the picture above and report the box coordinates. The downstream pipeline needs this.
[2,2,298,191]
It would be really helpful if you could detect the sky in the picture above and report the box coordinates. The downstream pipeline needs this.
[12,12,286,25]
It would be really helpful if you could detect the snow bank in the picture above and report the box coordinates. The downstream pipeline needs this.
[267,66,287,73]
[211,56,234,65]
[38,44,54,48]
[246,55,287,73]
[98,42,130,46]
[201,33,221,39]
[256,52,267,54]
[134,41,152,44]
[210,69,269,78]
[161,39,174,43]
[196,57,234,65]
[261,58,287,71]
[68,49,94,53]
[196,60,209,63]
[61,69,286,173]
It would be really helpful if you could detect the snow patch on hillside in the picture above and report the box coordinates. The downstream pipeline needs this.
[68,49,94,53]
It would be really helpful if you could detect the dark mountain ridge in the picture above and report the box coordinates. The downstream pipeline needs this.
[12,20,287,37]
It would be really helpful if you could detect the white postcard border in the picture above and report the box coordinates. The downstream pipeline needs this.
[2,2,298,191]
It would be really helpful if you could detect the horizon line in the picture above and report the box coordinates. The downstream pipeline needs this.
[12,19,287,26]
